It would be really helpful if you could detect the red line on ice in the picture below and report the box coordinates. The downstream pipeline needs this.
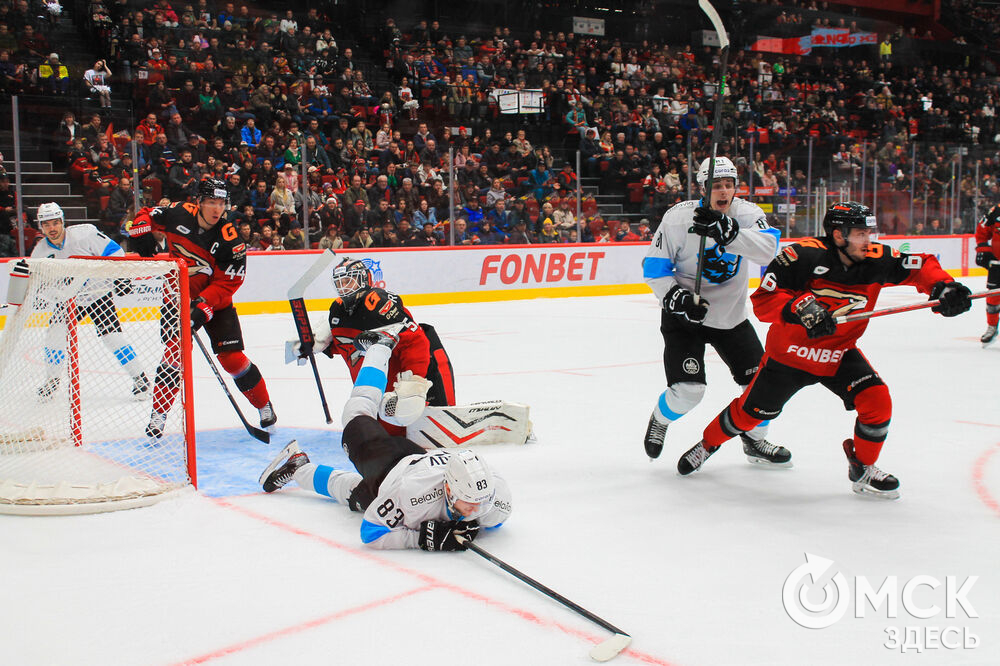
[971,442,1000,519]
[181,496,676,666]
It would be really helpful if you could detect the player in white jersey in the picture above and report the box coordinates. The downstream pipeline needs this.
[28,202,149,399]
[641,157,790,466]
[261,326,512,551]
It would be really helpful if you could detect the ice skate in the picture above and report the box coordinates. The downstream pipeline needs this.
[258,401,277,433]
[145,411,167,440]
[644,411,669,460]
[741,434,792,468]
[36,377,60,400]
[677,440,719,476]
[982,325,997,348]
[260,440,309,493]
[131,372,150,400]
[353,323,404,352]
[843,439,899,500]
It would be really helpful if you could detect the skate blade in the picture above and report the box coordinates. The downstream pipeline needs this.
[852,484,900,500]
[746,456,794,469]
[983,338,997,349]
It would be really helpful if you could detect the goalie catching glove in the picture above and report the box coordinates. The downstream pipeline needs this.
[379,370,432,427]
[418,519,480,551]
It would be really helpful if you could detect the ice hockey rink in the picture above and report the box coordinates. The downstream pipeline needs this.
[3,278,999,666]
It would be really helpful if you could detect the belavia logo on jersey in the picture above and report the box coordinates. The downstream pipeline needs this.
[480,251,606,285]
[782,553,980,652]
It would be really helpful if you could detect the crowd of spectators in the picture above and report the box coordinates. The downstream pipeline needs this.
[5,0,1000,253]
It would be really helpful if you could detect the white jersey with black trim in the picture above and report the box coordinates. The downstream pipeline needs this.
[31,223,124,259]
[642,197,780,329]
[360,450,513,550]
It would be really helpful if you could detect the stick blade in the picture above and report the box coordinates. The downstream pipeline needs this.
[697,0,730,49]
[589,634,631,662]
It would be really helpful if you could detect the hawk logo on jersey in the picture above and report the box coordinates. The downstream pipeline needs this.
[335,335,364,365]
[173,244,212,277]
[812,287,868,318]
[700,243,741,284]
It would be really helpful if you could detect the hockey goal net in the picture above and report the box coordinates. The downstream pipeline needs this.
[0,257,195,514]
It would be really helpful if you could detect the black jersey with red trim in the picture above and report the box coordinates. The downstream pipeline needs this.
[752,236,951,376]
[129,202,247,310]
[322,287,430,385]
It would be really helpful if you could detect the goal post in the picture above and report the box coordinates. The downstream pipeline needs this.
[0,256,196,515]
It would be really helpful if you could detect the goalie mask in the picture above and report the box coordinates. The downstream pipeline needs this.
[443,449,496,519]
[332,258,372,298]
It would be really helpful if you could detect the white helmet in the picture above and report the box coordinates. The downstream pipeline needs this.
[36,202,64,224]
[696,156,739,187]
[444,449,496,515]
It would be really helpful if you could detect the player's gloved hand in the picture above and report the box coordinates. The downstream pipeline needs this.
[691,206,739,245]
[975,248,995,268]
[663,285,709,324]
[930,281,972,317]
[988,262,1000,290]
[418,519,480,551]
[190,297,214,331]
[791,293,836,339]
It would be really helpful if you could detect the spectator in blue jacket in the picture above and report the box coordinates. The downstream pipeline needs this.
[240,118,262,148]
[462,197,484,226]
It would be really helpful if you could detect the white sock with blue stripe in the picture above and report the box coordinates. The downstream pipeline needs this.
[342,343,392,424]
[653,382,706,424]
[101,332,143,378]
[293,462,361,504]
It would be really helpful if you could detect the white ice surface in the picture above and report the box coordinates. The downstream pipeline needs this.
[3,278,1000,666]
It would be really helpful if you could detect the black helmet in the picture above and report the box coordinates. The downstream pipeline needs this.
[198,177,229,202]
[822,201,876,237]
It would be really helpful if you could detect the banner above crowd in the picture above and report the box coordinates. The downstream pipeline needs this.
[750,28,878,55]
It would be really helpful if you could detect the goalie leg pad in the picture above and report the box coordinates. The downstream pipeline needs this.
[406,401,532,449]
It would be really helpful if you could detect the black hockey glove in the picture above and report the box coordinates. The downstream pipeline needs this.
[791,293,836,339]
[190,297,214,331]
[988,262,1000,290]
[975,247,995,268]
[418,519,480,551]
[691,206,739,245]
[664,285,709,324]
[930,281,972,317]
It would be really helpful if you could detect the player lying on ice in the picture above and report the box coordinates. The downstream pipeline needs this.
[676,201,973,499]
[262,324,513,550]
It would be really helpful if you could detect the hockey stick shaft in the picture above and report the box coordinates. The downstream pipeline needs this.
[834,288,1000,324]
[192,330,270,443]
[461,539,630,639]
[693,0,730,303]
[289,297,333,423]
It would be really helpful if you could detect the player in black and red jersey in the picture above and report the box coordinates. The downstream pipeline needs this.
[974,203,1000,346]
[128,178,276,438]
[676,202,972,498]
[310,258,455,435]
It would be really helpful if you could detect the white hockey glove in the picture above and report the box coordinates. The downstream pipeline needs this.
[379,370,432,426]
[284,320,333,365]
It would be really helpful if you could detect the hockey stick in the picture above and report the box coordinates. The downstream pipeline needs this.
[458,538,632,662]
[192,330,270,443]
[834,288,1000,324]
[693,0,730,304]
[288,249,339,424]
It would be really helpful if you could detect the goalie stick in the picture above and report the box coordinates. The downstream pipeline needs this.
[193,331,270,443]
[458,537,632,662]
[693,0,731,304]
[834,288,1000,324]
[287,249,339,424]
